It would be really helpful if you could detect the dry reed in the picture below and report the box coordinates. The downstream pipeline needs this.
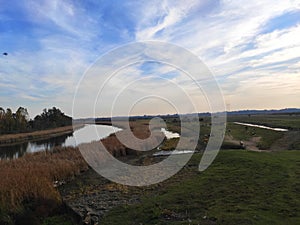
[0,147,88,211]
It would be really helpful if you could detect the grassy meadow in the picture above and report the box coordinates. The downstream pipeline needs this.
[100,114,300,224]
[0,114,299,224]
[101,151,300,225]
[227,114,300,130]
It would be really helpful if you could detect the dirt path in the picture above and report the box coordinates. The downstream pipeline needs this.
[224,135,267,152]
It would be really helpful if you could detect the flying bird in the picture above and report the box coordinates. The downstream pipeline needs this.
[3,52,8,56]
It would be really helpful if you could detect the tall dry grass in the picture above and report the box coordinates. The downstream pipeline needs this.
[0,120,163,212]
[101,121,165,156]
[0,147,88,211]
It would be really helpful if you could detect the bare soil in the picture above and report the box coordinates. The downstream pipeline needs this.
[224,135,266,152]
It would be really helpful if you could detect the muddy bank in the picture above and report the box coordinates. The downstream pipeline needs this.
[59,168,141,225]
[0,124,84,146]
[59,151,165,224]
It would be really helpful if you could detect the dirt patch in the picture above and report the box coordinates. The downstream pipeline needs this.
[59,168,141,225]
[224,135,265,152]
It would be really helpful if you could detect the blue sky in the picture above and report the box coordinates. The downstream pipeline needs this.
[0,0,300,117]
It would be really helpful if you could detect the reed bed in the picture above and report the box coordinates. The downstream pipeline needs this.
[0,120,163,213]
[0,147,88,211]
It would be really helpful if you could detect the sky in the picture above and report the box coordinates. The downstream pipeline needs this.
[0,0,300,118]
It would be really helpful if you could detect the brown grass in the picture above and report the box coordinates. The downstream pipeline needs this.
[0,120,162,212]
[0,147,88,211]
[100,120,165,156]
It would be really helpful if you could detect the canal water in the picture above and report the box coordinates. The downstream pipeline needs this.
[0,125,122,160]
[153,128,190,156]
[233,122,288,132]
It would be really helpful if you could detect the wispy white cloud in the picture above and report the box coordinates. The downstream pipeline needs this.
[24,0,98,40]
[1,0,300,117]
[135,0,202,40]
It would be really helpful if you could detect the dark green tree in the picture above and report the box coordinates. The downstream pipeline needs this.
[0,106,71,134]
[15,107,29,132]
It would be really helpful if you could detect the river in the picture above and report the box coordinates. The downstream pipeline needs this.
[0,125,122,160]
[233,122,288,132]
[153,128,191,156]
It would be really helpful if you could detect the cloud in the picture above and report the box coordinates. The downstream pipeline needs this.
[24,0,96,40]
[1,0,300,117]
[135,0,202,40]
[226,71,300,109]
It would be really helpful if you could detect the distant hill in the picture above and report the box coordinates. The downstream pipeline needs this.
[227,108,300,115]
[80,108,300,122]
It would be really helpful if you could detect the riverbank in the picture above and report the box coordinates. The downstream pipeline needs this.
[0,120,161,224]
[94,120,165,157]
[60,150,300,225]
[0,124,84,146]
[0,146,88,225]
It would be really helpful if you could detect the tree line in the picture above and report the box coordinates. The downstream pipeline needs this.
[0,107,72,134]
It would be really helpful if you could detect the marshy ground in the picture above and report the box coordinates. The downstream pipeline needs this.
[0,114,300,224]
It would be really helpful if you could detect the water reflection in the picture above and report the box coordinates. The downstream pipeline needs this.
[0,142,28,159]
[161,128,180,138]
[234,122,288,132]
[0,133,72,160]
[0,125,121,160]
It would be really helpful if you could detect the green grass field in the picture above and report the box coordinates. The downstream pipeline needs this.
[227,114,300,130]
[1,115,299,224]
[225,122,284,149]
[101,151,300,225]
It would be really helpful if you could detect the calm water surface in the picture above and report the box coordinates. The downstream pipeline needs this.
[234,122,288,131]
[0,125,122,160]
